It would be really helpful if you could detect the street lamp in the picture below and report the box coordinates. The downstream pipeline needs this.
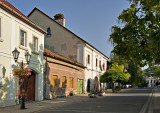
[12,48,31,109]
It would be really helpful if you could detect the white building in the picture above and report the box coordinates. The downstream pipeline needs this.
[78,44,108,92]
[145,73,158,87]
[28,8,108,93]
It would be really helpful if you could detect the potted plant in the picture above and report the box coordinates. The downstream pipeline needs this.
[88,92,96,98]
[98,88,105,96]
[13,66,32,79]
[69,91,74,96]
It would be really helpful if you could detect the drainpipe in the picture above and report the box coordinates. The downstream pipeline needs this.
[92,50,94,91]
[92,50,94,79]
[44,52,48,99]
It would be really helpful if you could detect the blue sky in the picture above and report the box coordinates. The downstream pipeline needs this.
[6,0,131,57]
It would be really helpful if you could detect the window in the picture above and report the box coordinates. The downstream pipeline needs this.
[0,18,1,38]
[20,29,27,47]
[52,75,58,88]
[62,76,67,88]
[33,36,38,52]
[0,17,3,42]
[96,58,98,67]
[47,27,51,36]
[87,55,90,64]
[106,61,107,70]
[70,77,73,88]
[99,60,101,66]
[0,65,2,86]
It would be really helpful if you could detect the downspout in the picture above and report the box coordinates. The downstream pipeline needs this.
[92,50,94,79]
[44,52,48,99]
[92,50,94,91]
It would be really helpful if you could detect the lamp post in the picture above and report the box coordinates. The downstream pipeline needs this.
[12,48,31,109]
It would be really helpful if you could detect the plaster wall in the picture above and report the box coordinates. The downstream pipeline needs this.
[29,10,84,61]
[44,57,84,99]
[0,7,45,107]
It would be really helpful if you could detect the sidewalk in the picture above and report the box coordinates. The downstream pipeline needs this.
[0,94,90,113]
[0,88,131,113]
[149,87,160,113]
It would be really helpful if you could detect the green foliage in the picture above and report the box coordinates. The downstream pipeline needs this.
[110,0,160,65]
[155,70,160,78]
[127,61,146,87]
[145,65,160,78]
[100,63,130,84]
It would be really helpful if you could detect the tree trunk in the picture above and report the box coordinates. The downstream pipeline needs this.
[112,83,115,93]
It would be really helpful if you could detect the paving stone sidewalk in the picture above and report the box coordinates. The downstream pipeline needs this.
[0,88,131,113]
[0,94,90,113]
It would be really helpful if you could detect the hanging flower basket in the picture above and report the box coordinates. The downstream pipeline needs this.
[12,66,32,78]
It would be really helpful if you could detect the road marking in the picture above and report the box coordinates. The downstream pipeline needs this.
[139,88,154,113]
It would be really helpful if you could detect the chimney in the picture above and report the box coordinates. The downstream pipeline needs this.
[54,13,65,27]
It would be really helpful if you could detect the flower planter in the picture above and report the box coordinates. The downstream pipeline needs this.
[98,92,105,96]
[88,94,96,98]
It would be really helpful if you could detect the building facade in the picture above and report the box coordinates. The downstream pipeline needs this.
[145,73,158,87]
[44,48,85,99]
[0,0,46,107]
[28,8,108,93]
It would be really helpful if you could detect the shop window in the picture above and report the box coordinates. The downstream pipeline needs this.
[52,75,58,88]
[62,76,67,88]
[70,77,73,88]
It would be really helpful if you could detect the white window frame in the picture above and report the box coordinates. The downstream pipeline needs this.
[19,28,28,50]
[0,16,3,42]
[33,35,39,53]
[0,64,3,86]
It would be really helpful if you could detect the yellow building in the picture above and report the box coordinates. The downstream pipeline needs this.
[0,0,46,107]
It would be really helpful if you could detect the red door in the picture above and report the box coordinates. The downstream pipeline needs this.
[19,71,36,101]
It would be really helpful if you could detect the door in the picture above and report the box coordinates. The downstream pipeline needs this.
[77,79,83,94]
[94,76,98,92]
[87,79,90,92]
[19,71,36,101]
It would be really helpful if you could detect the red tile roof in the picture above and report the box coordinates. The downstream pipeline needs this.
[0,0,46,34]
[0,0,30,21]
[44,48,85,68]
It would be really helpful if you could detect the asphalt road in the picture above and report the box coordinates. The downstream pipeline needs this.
[37,88,153,113]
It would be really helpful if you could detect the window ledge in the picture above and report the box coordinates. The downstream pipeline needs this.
[0,39,4,42]
[19,45,28,51]
[32,51,39,55]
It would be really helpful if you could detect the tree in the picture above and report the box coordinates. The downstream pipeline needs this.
[100,63,131,92]
[110,0,160,66]
[145,65,160,78]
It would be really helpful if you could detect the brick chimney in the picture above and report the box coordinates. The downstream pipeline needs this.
[54,13,65,27]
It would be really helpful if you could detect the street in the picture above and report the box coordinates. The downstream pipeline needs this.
[36,88,153,113]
